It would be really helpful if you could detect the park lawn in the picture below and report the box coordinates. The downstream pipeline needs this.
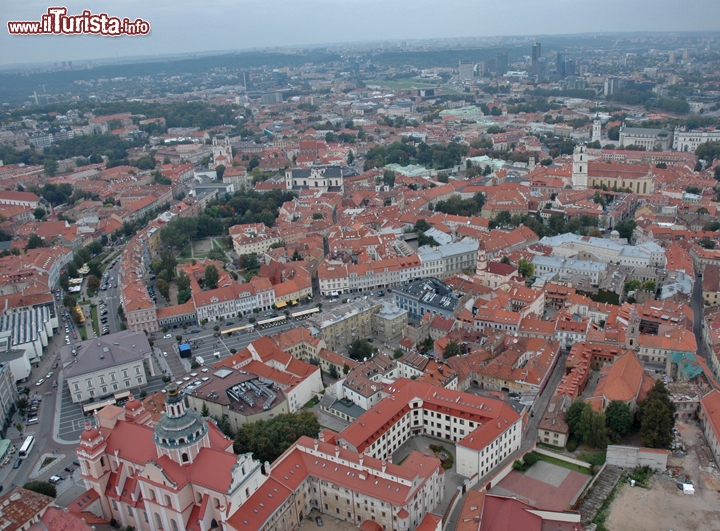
[178,245,192,260]
[78,326,88,341]
[303,396,319,409]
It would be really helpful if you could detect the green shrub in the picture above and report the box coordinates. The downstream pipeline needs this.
[524,453,539,466]
[566,436,579,452]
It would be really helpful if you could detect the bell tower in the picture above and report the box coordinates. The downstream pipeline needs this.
[592,113,602,144]
[572,145,588,189]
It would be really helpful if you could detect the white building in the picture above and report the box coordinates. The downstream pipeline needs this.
[673,126,720,153]
[61,331,153,403]
[336,378,522,480]
[417,239,479,279]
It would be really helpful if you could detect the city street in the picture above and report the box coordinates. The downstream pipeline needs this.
[55,373,167,442]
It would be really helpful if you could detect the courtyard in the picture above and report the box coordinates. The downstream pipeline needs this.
[392,435,467,515]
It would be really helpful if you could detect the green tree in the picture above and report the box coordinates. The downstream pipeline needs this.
[518,258,535,278]
[348,339,374,361]
[642,279,657,293]
[615,220,637,240]
[26,234,44,250]
[43,159,58,177]
[443,341,461,359]
[605,400,634,437]
[714,166,720,181]
[176,271,191,292]
[86,275,100,292]
[639,380,676,448]
[383,170,396,188]
[393,348,404,360]
[347,150,354,164]
[495,211,512,227]
[204,264,219,290]
[292,249,302,261]
[624,279,641,293]
[156,278,170,299]
[33,207,46,220]
[233,411,320,464]
[586,409,608,449]
[566,399,586,438]
[177,289,192,305]
[699,238,716,250]
[216,164,226,179]
[201,402,210,417]
[23,480,56,497]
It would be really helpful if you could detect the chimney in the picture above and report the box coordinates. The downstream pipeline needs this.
[381,460,387,473]
[318,432,325,443]
[335,445,340,458]
[314,439,318,451]
[359,453,364,466]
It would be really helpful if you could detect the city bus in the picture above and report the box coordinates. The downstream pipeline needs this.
[256,315,287,329]
[18,435,35,459]
[291,308,320,320]
[221,324,254,335]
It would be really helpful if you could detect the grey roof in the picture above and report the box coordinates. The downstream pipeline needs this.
[540,233,624,252]
[620,127,669,136]
[418,238,479,262]
[61,330,150,378]
[328,397,366,419]
[532,254,607,273]
[0,306,51,348]
[394,278,459,311]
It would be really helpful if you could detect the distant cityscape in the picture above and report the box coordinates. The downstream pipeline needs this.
[0,29,718,531]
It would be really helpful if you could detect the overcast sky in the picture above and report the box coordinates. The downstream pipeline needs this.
[3,0,720,66]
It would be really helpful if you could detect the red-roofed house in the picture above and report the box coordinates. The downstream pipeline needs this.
[699,390,720,467]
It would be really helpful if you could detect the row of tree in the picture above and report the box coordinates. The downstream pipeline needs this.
[566,380,676,450]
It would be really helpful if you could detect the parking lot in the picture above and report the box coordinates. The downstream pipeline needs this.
[56,376,168,442]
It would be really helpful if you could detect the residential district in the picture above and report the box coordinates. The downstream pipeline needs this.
[1,32,720,531]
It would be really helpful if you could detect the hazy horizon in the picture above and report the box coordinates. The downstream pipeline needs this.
[3,0,720,67]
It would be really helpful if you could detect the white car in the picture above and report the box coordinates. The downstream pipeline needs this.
[36,379,44,386]
[163,334,172,339]
[163,351,168,357]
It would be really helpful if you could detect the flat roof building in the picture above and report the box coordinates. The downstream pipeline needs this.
[393,277,460,319]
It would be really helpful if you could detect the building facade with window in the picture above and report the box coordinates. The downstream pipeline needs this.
[336,378,521,480]
[61,331,154,403]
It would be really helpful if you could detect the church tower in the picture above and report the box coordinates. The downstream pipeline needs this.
[153,385,210,466]
[592,114,602,144]
[212,134,233,169]
[571,145,588,190]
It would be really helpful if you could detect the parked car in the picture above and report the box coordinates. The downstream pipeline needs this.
[27,418,38,425]
[35,379,44,386]
[13,459,21,469]
[64,466,74,473]
[52,380,58,388]
[163,334,172,339]
[316,517,323,527]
